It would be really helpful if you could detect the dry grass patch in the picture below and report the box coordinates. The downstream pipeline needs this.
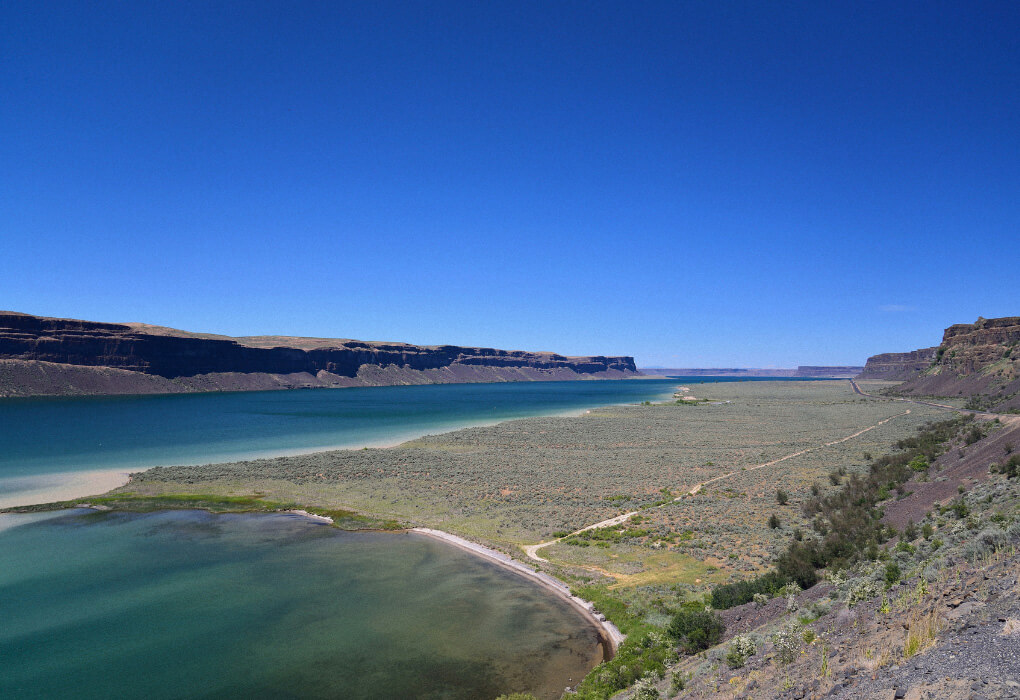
[903,609,945,659]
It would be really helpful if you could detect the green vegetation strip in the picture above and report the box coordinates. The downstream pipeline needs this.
[567,584,677,699]
[1,493,404,530]
[710,415,981,609]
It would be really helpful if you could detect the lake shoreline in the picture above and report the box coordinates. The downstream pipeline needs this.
[0,468,134,510]
[0,408,600,509]
[0,381,679,509]
[410,526,624,658]
[0,388,656,656]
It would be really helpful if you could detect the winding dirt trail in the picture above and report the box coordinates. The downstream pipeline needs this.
[524,406,914,563]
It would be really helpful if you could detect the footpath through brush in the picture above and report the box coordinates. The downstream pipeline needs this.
[527,380,1018,567]
[524,400,916,563]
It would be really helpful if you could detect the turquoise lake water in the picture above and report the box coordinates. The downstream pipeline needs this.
[0,509,603,699]
[0,377,838,698]
[0,379,680,489]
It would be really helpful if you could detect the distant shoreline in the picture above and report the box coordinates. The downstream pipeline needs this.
[0,382,678,509]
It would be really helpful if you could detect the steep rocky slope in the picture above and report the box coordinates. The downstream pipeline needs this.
[896,317,1020,411]
[0,311,638,397]
[619,415,1020,700]
[859,317,1020,411]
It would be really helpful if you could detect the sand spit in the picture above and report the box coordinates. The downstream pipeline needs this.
[411,527,625,655]
[285,509,334,524]
[279,510,624,655]
[0,469,132,509]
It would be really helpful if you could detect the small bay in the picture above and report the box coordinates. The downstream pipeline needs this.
[0,509,603,699]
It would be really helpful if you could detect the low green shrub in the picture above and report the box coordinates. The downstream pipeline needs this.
[569,586,677,700]
[710,570,787,609]
[884,562,901,585]
[666,607,725,653]
[725,635,756,668]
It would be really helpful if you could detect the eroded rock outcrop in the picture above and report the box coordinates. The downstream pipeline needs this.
[857,348,938,381]
[862,317,1020,411]
[0,311,639,397]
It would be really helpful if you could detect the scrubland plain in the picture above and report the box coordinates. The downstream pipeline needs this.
[38,379,1020,700]
[118,381,947,589]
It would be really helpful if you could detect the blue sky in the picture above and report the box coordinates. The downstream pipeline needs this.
[2,2,1017,367]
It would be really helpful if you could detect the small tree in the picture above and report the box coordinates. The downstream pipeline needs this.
[667,608,725,653]
[884,562,901,586]
[776,489,789,505]
[768,513,781,529]
[904,519,918,541]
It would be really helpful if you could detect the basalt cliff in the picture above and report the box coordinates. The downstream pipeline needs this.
[856,347,939,382]
[859,316,1020,411]
[640,366,863,378]
[0,311,639,398]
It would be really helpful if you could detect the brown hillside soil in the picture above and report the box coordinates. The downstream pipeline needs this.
[882,417,1020,530]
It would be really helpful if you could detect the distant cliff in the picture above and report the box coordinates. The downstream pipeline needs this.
[794,366,865,378]
[856,348,938,381]
[0,311,639,397]
[860,317,1020,412]
[639,366,863,378]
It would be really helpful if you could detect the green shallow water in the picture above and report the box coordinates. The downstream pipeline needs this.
[0,509,602,700]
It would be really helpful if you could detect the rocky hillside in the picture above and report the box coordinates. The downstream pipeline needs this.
[619,413,1020,700]
[894,317,1020,411]
[857,348,938,381]
[0,311,639,397]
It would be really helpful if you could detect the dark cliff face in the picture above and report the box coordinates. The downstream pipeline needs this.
[937,317,1020,375]
[861,317,1020,411]
[0,311,637,380]
[794,366,864,378]
[857,348,938,381]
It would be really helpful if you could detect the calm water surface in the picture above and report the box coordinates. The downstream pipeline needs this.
[0,379,680,488]
[0,509,603,699]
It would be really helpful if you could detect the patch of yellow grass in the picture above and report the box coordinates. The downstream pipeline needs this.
[607,551,729,588]
[904,610,944,659]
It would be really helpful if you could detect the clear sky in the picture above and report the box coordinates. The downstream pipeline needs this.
[2,2,1018,367]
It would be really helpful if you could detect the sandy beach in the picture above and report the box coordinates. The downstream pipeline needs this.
[282,506,626,654]
[411,527,625,654]
[0,469,133,509]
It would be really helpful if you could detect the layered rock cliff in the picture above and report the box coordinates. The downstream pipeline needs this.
[856,348,938,381]
[639,366,862,378]
[861,317,1020,411]
[793,366,864,378]
[0,311,639,397]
